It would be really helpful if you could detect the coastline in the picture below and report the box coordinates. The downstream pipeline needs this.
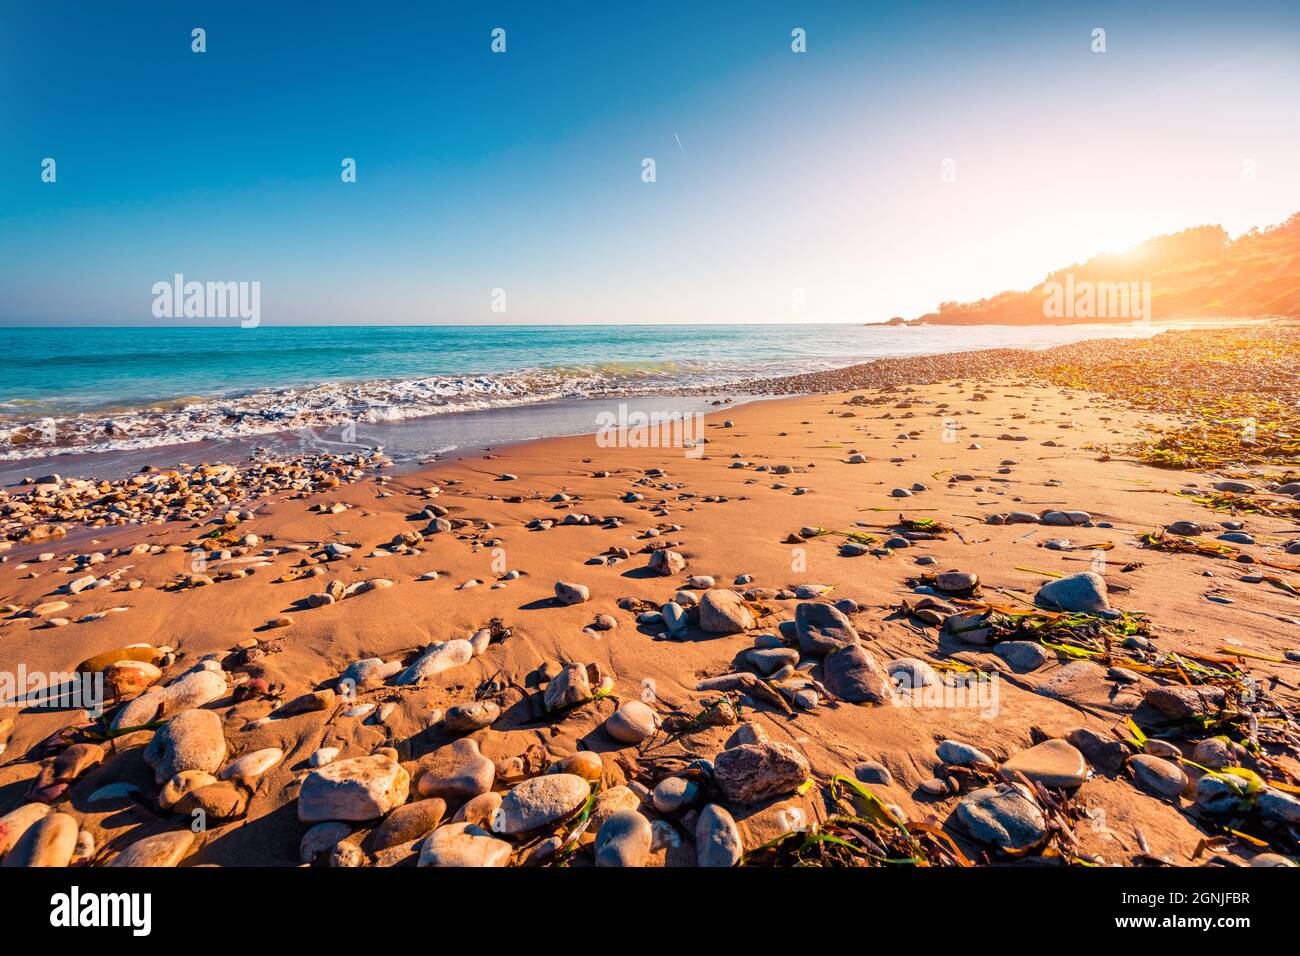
[0,322,1296,868]
[1,316,1282,485]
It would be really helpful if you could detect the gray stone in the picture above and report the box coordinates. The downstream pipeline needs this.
[695,804,743,867]
[698,589,755,633]
[492,773,590,834]
[604,700,657,744]
[143,709,227,785]
[1066,727,1129,775]
[595,810,652,867]
[823,644,893,704]
[956,784,1047,852]
[1195,774,1252,815]
[937,739,994,767]
[853,761,893,786]
[1035,571,1109,614]
[993,641,1050,672]
[1127,755,1188,800]
[1144,685,1226,720]
[794,601,859,656]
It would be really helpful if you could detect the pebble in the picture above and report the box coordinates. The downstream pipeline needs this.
[453,792,505,828]
[369,798,447,851]
[934,570,978,593]
[595,810,652,867]
[219,747,283,785]
[144,709,227,784]
[543,661,596,710]
[1035,571,1110,614]
[2,812,78,867]
[418,822,512,867]
[713,741,810,804]
[395,639,474,684]
[794,601,859,656]
[604,700,658,744]
[554,581,590,605]
[956,784,1047,851]
[1000,739,1088,788]
[0,804,51,858]
[853,761,893,786]
[1066,728,1129,775]
[1127,754,1188,800]
[698,589,756,633]
[443,700,500,734]
[298,754,410,822]
[492,773,590,834]
[589,786,641,832]
[1144,685,1226,720]
[414,738,496,801]
[993,640,1050,672]
[652,777,699,813]
[1195,773,1252,815]
[823,644,893,704]
[107,830,195,868]
[695,804,743,867]
[887,657,938,689]
[647,549,687,575]
[938,739,995,767]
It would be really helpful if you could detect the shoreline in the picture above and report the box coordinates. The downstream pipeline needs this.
[0,323,1297,868]
[2,317,1282,485]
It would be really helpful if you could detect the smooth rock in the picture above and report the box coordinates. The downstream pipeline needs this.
[604,700,658,744]
[370,798,447,850]
[993,640,1051,672]
[938,739,994,767]
[395,640,474,684]
[794,601,859,656]
[414,738,496,801]
[956,784,1046,852]
[143,709,227,784]
[695,804,743,867]
[2,812,78,867]
[823,644,893,704]
[1000,739,1088,788]
[298,755,410,823]
[492,773,590,834]
[595,810,653,867]
[1128,755,1188,800]
[1035,572,1109,614]
[698,589,755,634]
[107,830,195,867]
[418,822,511,867]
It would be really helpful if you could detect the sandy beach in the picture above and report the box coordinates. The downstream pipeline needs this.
[1,324,1296,869]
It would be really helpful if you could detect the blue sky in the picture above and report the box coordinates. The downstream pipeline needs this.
[2,0,1299,325]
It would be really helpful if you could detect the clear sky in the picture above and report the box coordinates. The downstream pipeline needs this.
[2,0,1299,326]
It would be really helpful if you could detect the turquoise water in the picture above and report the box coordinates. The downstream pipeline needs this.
[3,322,1173,461]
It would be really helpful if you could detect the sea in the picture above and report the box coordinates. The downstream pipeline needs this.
[1,321,1193,480]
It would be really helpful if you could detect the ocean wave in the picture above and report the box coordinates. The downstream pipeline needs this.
[0,364,744,461]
